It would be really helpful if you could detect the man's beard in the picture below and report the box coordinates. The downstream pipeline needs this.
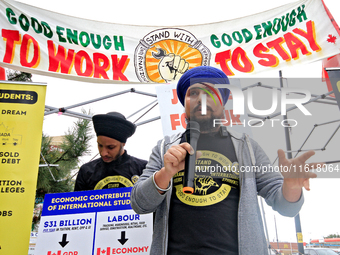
[102,144,124,163]
[114,144,124,161]
[189,105,224,133]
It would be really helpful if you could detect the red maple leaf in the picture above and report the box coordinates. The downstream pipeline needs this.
[327,34,337,44]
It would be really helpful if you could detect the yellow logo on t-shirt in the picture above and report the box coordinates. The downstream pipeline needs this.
[173,150,239,206]
[94,175,134,190]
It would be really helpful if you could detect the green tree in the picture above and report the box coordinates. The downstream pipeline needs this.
[324,234,340,239]
[32,112,93,230]
[7,69,32,82]
[37,112,93,195]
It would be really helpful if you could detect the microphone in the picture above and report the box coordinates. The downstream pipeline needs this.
[183,121,200,194]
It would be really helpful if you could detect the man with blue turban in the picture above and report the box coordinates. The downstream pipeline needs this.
[176,65,230,132]
[131,66,317,255]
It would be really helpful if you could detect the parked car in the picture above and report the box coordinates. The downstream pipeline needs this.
[305,248,339,255]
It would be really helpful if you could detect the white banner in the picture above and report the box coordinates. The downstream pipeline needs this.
[0,0,339,83]
[156,79,253,137]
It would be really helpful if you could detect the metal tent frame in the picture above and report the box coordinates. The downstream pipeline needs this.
[40,72,340,255]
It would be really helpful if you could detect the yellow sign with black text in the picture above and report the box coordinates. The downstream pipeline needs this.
[0,81,46,254]
[297,232,303,243]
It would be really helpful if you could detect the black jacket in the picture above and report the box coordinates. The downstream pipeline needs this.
[74,151,147,191]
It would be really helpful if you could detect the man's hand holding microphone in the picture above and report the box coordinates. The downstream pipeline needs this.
[154,122,201,194]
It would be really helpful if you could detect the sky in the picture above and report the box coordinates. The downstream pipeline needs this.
[11,0,340,245]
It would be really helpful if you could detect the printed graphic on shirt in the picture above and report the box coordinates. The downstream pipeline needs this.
[94,176,134,189]
[173,150,239,206]
[131,175,140,184]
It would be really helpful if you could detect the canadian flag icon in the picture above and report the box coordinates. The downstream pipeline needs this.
[47,251,61,255]
[97,247,110,255]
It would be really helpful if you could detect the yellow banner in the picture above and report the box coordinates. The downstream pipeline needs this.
[0,82,46,254]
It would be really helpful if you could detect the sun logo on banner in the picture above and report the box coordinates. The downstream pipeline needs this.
[134,28,211,83]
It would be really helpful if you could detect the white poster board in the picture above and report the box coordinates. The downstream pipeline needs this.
[155,79,253,137]
[35,187,152,255]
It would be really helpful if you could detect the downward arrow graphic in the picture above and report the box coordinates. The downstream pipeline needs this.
[118,231,128,245]
[59,234,69,248]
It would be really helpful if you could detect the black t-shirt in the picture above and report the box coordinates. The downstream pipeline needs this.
[167,131,240,255]
[74,151,147,191]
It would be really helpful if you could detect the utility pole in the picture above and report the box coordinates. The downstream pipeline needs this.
[260,198,272,255]
[279,70,305,255]
[274,215,280,253]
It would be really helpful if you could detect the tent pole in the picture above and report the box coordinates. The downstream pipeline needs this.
[279,70,304,254]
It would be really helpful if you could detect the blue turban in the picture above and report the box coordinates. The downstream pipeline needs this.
[176,66,230,106]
